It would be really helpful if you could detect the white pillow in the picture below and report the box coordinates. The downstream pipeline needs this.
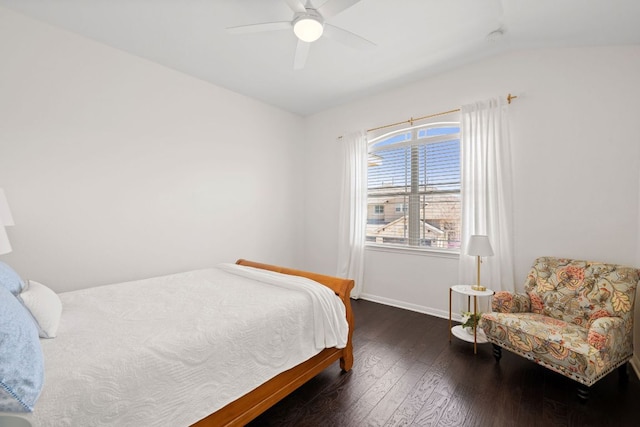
[19,280,62,339]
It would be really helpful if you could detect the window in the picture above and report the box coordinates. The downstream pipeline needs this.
[374,205,384,214]
[366,122,461,250]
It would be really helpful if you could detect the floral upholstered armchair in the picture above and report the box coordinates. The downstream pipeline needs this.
[479,257,639,400]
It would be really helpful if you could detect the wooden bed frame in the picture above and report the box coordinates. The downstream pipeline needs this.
[191,259,355,427]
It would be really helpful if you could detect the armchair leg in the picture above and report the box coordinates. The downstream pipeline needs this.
[618,363,629,382]
[492,344,502,362]
[619,363,629,384]
[577,384,589,402]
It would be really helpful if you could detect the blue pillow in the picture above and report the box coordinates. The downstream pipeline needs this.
[0,261,25,295]
[0,286,44,412]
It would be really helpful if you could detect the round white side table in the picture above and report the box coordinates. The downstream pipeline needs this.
[449,285,494,354]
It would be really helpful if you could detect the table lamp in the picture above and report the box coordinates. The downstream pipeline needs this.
[0,227,11,255]
[0,188,15,255]
[0,189,14,226]
[467,235,493,291]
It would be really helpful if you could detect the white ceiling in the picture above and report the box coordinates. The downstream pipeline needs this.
[2,0,639,116]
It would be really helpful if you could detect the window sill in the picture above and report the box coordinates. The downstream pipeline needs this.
[365,243,460,259]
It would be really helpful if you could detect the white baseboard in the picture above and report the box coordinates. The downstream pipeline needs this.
[630,354,640,379]
[358,293,457,321]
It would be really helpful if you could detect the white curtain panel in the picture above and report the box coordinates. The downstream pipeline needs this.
[337,130,367,298]
[459,98,516,292]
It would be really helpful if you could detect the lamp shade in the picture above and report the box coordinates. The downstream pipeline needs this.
[0,188,14,226]
[0,226,11,255]
[467,235,494,257]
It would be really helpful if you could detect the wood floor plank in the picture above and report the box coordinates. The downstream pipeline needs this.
[382,371,440,426]
[383,349,457,426]
[249,300,640,427]
[411,391,450,427]
[433,380,473,426]
[542,397,569,427]
[358,361,428,426]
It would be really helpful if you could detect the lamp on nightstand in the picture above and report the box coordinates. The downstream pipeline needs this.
[0,188,15,255]
[0,188,14,226]
[0,227,11,255]
[467,235,493,291]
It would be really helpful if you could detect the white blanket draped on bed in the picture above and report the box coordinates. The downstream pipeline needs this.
[11,264,349,427]
[217,263,348,349]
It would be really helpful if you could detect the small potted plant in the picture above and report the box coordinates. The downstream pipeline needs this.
[460,311,482,334]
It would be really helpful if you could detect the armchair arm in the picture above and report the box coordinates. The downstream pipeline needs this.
[491,291,531,313]
[588,316,624,350]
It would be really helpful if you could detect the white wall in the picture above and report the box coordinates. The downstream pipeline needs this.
[302,46,640,320]
[0,7,304,292]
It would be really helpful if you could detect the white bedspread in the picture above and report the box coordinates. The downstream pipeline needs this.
[11,264,349,427]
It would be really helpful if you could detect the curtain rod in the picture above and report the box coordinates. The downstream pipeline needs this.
[338,93,518,139]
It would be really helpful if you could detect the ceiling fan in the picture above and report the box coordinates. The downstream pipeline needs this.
[226,0,375,70]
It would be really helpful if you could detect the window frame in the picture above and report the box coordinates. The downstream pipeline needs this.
[366,121,461,254]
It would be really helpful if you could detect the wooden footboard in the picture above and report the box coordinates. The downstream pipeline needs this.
[191,259,355,427]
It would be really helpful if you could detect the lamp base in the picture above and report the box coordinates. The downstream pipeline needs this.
[471,285,486,291]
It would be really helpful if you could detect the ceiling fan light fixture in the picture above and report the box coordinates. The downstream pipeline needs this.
[293,16,324,42]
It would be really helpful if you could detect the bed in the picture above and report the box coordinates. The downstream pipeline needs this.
[1,259,354,426]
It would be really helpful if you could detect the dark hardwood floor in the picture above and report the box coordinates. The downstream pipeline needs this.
[248,299,640,427]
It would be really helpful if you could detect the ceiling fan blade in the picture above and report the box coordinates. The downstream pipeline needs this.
[226,21,291,35]
[317,0,362,18]
[293,40,311,70]
[324,24,376,50]
[284,0,306,14]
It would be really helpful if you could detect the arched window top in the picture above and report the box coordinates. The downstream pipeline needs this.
[369,122,460,152]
